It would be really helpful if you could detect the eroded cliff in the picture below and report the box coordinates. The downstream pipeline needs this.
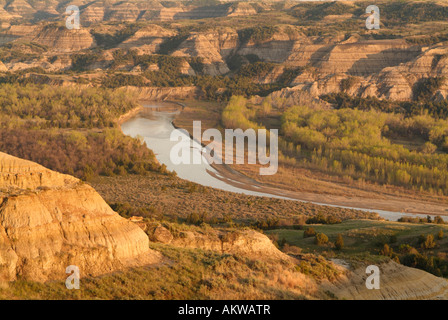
[324,261,448,300]
[0,152,161,282]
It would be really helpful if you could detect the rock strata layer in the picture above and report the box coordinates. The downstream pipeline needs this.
[324,261,448,300]
[0,152,160,282]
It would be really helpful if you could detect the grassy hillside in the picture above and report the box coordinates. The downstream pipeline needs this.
[267,218,448,277]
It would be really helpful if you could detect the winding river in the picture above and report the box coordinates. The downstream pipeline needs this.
[121,103,440,222]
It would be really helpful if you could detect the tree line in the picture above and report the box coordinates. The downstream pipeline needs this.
[0,83,166,181]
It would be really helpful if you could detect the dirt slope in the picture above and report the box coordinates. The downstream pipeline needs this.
[324,261,448,300]
[0,152,161,282]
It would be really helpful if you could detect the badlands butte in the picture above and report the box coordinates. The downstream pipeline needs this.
[0,0,447,101]
[0,0,448,300]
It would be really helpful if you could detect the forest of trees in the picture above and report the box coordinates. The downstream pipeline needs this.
[322,91,448,119]
[281,104,448,194]
[0,128,162,180]
[222,96,263,130]
[92,24,141,48]
[378,233,448,278]
[238,26,278,44]
[0,83,138,128]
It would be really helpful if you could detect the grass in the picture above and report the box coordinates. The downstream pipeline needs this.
[0,243,318,300]
[90,172,379,226]
[266,219,448,261]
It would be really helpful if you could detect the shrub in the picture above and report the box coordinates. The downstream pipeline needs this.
[253,217,279,230]
[93,24,140,48]
[238,62,275,79]
[238,26,277,44]
[413,77,445,101]
[389,235,397,244]
[398,244,418,255]
[303,227,317,238]
[315,233,329,245]
[71,52,101,71]
[305,213,342,225]
[186,212,209,225]
[420,141,437,154]
[335,234,344,250]
[102,74,147,88]
[339,76,358,92]
[380,244,393,257]
[158,33,189,55]
[434,216,445,224]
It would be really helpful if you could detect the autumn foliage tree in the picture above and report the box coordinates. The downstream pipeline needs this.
[335,234,344,250]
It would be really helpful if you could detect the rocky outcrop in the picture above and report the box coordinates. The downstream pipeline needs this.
[267,84,330,110]
[0,24,94,52]
[238,26,304,63]
[0,153,78,190]
[31,26,95,53]
[0,7,17,21]
[81,4,105,25]
[314,40,421,76]
[151,226,293,262]
[4,0,36,19]
[0,25,38,45]
[105,2,141,22]
[227,2,258,17]
[284,40,448,100]
[147,225,173,244]
[148,6,186,21]
[0,61,7,72]
[324,261,448,300]
[0,152,160,282]
[0,0,266,23]
[173,33,231,75]
[1,2,448,101]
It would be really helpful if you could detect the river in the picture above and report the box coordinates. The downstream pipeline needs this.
[121,103,439,222]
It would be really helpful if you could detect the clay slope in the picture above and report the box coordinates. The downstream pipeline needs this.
[0,152,160,282]
[118,24,176,54]
[4,0,36,18]
[81,4,105,24]
[286,40,448,100]
[105,2,141,22]
[325,261,448,300]
[0,24,94,52]
[314,40,420,76]
[150,224,448,300]
[173,33,231,75]
[169,228,293,262]
[31,26,95,52]
[227,2,258,17]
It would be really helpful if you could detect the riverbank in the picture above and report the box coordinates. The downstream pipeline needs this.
[117,105,144,126]
[168,101,448,219]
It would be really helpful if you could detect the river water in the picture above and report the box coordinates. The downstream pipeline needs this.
[121,103,437,222]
